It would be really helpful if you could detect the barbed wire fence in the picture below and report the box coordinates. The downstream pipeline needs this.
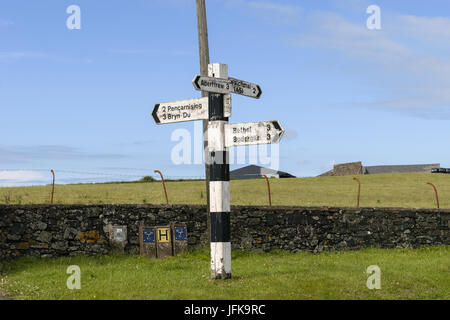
[0,168,446,208]
[0,168,206,185]
[0,168,208,205]
[0,168,276,205]
[0,168,278,185]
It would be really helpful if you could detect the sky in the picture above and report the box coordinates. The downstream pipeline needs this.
[0,0,449,186]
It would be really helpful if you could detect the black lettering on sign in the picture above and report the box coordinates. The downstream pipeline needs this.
[233,135,261,144]
[234,86,244,94]
[157,228,171,243]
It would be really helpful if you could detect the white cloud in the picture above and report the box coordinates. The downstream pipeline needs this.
[0,51,47,60]
[0,145,127,165]
[286,11,450,114]
[109,48,194,57]
[247,1,302,20]
[224,0,302,25]
[289,12,412,64]
[396,15,450,43]
[0,51,93,64]
[0,170,45,186]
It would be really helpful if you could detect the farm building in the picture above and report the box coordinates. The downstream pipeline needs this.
[432,168,450,174]
[364,164,440,174]
[319,162,441,177]
[230,165,295,180]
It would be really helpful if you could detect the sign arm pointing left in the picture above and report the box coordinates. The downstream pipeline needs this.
[152,104,161,124]
[152,97,209,125]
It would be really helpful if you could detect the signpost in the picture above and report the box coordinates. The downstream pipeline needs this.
[193,75,262,98]
[229,77,262,99]
[152,63,284,279]
[152,97,208,124]
[206,63,231,279]
[196,0,212,248]
[153,96,231,124]
[225,120,284,147]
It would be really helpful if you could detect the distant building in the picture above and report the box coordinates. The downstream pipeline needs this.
[319,162,363,177]
[230,165,296,180]
[432,168,450,174]
[319,162,440,177]
[363,164,440,174]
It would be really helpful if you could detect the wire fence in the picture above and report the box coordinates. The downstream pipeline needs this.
[0,168,447,209]
[0,168,283,186]
[0,168,206,186]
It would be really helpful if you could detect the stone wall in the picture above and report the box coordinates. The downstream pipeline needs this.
[318,162,363,177]
[0,204,448,259]
[333,162,363,176]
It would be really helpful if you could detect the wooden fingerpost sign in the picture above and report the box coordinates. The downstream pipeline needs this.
[156,226,173,258]
[139,226,157,258]
[152,63,284,279]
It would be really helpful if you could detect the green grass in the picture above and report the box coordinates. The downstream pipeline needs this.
[0,246,448,300]
[0,173,449,208]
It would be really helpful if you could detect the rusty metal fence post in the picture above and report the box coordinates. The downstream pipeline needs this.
[50,169,55,204]
[353,177,361,208]
[262,174,272,206]
[426,182,440,209]
[154,170,169,204]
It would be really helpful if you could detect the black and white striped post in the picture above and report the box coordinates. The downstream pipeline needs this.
[206,63,231,279]
[153,62,284,281]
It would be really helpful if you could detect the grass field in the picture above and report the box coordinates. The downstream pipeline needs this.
[1,173,448,300]
[0,172,449,208]
[0,246,448,300]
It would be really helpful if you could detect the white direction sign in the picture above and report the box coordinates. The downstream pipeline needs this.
[193,75,262,99]
[229,77,262,99]
[225,120,284,147]
[152,96,231,124]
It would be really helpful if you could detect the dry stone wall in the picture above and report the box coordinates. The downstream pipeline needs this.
[0,204,448,259]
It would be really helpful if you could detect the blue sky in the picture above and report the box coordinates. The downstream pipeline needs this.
[0,0,449,186]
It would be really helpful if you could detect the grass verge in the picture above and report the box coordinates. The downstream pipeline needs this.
[1,173,449,208]
[0,246,448,300]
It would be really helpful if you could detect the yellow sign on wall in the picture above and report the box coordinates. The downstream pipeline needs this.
[157,228,171,243]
